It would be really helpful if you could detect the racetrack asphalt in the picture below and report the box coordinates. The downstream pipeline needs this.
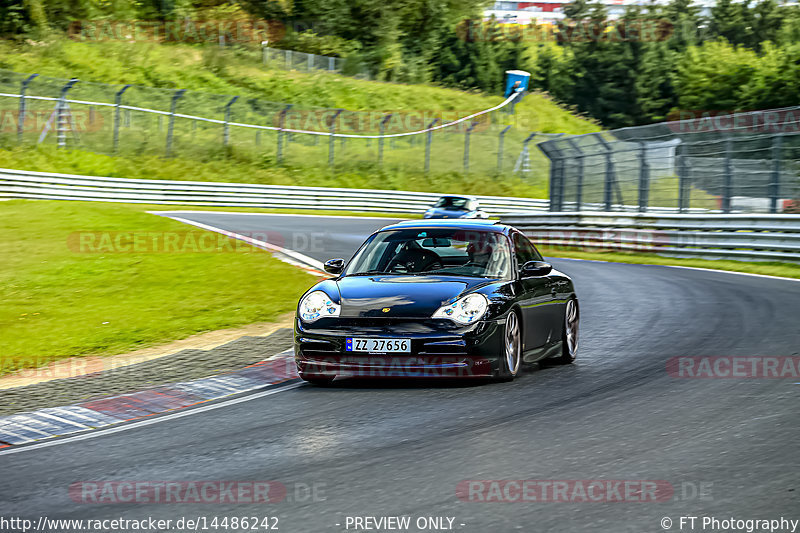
[1,212,798,532]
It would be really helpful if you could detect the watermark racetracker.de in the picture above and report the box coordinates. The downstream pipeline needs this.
[455,480,715,502]
[667,356,800,378]
[68,480,326,504]
[68,19,286,44]
[67,230,328,255]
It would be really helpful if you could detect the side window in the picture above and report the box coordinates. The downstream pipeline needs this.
[513,232,542,267]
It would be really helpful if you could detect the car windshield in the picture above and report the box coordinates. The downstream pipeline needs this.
[345,228,511,279]
[434,197,472,210]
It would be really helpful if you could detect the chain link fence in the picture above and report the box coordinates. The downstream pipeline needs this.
[539,107,800,214]
[0,69,561,182]
[258,46,362,77]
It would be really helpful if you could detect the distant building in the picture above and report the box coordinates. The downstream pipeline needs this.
[484,0,716,23]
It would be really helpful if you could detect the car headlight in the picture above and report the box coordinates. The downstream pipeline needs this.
[432,293,489,324]
[299,290,341,323]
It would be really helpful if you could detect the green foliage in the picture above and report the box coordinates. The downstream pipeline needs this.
[529,0,800,127]
[676,40,759,111]
[273,30,359,58]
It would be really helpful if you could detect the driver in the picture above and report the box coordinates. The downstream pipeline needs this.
[466,238,494,267]
[388,240,441,273]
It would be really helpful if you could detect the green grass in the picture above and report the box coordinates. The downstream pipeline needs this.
[541,247,800,280]
[0,144,552,198]
[0,199,319,374]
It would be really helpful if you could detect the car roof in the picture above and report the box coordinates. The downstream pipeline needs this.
[438,195,477,201]
[380,219,510,233]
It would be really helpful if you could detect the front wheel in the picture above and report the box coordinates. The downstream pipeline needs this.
[554,298,579,364]
[497,310,522,381]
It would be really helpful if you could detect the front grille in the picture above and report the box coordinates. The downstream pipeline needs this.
[323,318,460,332]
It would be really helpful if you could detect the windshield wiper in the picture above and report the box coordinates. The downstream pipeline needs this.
[349,269,389,276]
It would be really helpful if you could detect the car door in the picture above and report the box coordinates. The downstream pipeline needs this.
[512,232,555,350]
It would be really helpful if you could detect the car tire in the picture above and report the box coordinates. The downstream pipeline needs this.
[554,298,579,364]
[497,310,522,381]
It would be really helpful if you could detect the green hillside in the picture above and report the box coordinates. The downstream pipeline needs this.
[0,39,599,196]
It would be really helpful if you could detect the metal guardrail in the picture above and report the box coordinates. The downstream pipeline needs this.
[500,212,800,262]
[0,168,548,215]
[4,167,798,262]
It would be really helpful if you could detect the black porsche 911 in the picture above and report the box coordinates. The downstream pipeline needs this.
[294,220,579,384]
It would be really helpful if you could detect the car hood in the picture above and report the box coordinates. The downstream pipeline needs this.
[335,275,489,318]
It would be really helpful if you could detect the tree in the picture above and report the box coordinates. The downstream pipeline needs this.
[635,41,677,123]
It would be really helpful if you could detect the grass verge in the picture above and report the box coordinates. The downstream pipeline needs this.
[0,199,319,375]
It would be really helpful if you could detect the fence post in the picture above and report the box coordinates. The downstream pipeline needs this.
[540,140,564,212]
[769,135,783,214]
[286,50,291,70]
[328,56,335,71]
[464,121,479,174]
[566,138,584,211]
[56,79,79,149]
[722,136,733,213]
[514,132,537,177]
[165,89,186,158]
[593,134,617,211]
[637,142,650,213]
[378,114,393,166]
[277,104,293,164]
[308,53,314,71]
[677,144,690,213]
[497,125,511,174]
[328,109,343,168]
[424,119,439,175]
[223,95,239,147]
[18,73,38,143]
[113,84,131,153]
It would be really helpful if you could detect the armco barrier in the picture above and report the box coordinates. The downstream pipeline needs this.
[3,167,798,262]
[0,168,547,215]
[500,212,800,262]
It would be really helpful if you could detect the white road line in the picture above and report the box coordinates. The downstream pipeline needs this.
[149,210,403,221]
[153,214,326,271]
[553,257,800,282]
[0,382,304,456]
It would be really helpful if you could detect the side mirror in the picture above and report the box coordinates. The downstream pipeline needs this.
[323,258,345,275]
[520,260,552,278]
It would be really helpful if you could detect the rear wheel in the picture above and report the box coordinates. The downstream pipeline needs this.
[498,310,521,381]
[555,298,579,364]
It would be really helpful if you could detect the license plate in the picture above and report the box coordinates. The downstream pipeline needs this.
[346,338,410,353]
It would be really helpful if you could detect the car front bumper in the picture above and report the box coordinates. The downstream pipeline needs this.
[294,317,504,379]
